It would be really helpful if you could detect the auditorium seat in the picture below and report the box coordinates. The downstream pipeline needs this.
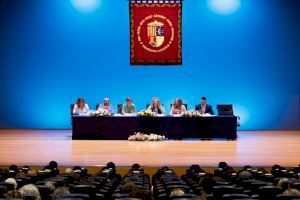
[1,163,300,200]
[66,193,89,200]
[212,185,238,199]
[70,104,75,115]
[169,193,199,199]
[117,104,123,114]
[36,185,51,200]
[222,193,250,199]
[0,182,14,191]
[259,186,283,200]
[276,194,300,200]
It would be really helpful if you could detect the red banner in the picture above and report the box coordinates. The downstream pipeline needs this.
[130,2,182,65]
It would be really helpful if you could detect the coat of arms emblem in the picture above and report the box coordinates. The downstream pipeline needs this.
[147,20,164,48]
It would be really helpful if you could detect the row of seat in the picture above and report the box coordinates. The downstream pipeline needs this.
[1,162,300,200]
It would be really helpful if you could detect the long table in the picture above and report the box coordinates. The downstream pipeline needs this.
[72,115,237,140]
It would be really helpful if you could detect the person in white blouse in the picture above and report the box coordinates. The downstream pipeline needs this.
[72,97,89,115]
[170,98,186,115]
[97,98,114,114]
[147,97,165,115]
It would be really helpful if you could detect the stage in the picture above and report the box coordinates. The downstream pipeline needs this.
[0,129,299,167]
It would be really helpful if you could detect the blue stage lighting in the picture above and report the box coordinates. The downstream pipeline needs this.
[71,0,101,13]
[207,0,241,15]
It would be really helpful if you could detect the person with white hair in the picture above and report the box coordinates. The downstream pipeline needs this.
[19,184,41,200]
[97,97,114,114]
[52,187,70,200]
[44,181,56,192]
[170,188,185,197]
[5,178,17,190]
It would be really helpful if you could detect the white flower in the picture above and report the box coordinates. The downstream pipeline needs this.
[128,132,165,141]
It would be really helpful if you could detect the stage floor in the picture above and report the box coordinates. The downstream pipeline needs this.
[0,129,299,167]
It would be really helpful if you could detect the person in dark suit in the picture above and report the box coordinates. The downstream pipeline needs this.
[195,97,214,115]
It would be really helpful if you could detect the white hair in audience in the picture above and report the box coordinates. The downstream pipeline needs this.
[19,184,41,200]
[170,188,185,197]
[44,181,56,192]
[5,178,17,190]
[282,188,300,196]
[52,187,70,200]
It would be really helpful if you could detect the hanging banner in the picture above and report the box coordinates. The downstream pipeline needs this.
[130,1,182,65]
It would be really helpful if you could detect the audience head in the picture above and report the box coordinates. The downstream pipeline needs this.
[189,165,205,173]
[277,178,290,189]
[27,169,37,176]
[132,163,141,170]
[52,187,70,200]
[17,171,26,177]
[64,168,73,174]
[170,188,185,197]
[120,182,137,193]
[129,188,154,200]
[126,97,133,106]
[19,184,41,200]
[106,162,116,170]
[238,170,252,181]
[76,97,85,108]
[5,178,18,190]
[199,177,217,194]
[44,181,56,192]
[9,165,18,173]
[5,190,22,199]
[282,188,300,196]
[218,161,228,169]
[49,161,58,170]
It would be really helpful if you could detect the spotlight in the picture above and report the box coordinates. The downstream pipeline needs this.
[71,0,101,13]
[207,0,241,15]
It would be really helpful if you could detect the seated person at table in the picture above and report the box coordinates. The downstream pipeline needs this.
[97,97,114,114]
[195,96,214,115]
[170,98,186,115]
[72,97,89,115]
[147,97,165,114]
[121,97,136,115]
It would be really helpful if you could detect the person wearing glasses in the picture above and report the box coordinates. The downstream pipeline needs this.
[121,97,136,115]
[97,97,114,114]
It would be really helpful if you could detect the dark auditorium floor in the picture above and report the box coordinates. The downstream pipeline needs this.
[0,129,299,167]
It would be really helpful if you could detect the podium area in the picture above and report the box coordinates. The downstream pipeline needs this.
[72,115,238,140]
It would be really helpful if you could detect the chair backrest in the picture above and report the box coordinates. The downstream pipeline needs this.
[170,104,188,110]
[70,104,75,115]
[117,104,123,114]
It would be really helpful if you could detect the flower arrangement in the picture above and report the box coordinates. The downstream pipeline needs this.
[182,110,202,117]
[128,132,165,141]
[137,110,157,117]
[90,109,111,117]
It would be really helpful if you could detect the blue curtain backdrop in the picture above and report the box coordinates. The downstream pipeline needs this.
[0,0,299,130]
